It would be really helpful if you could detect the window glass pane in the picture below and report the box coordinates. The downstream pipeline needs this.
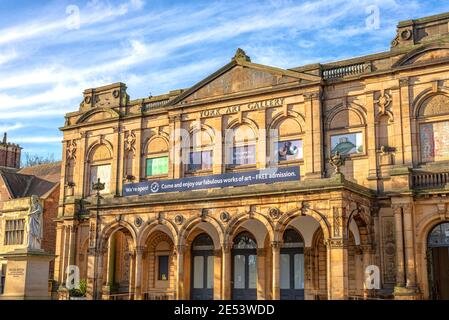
[277,140,303,161]
[188,151,213,172]
[158,255,169,280]
[146,156,168,176]
[280,254,290,289]
[207,256,214,289]
[294,254,304,289]
[202,151,212,170]
[330,132,364,156]
[233,255,245,289]
[248,255,257,289]
[232,145,256,165]
[420,121,449,162]
[90,164,111,193]
[193,256,204,288]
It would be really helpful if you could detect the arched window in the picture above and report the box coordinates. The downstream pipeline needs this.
[186,129,213,173]
[327,107,366,158]
[418,94,449,163]
[88,144,112,194]
[428,222,449,247]
[227,124,257,168]
[233,231,257,249]
[145,137,169,177]
[272,117,303,165]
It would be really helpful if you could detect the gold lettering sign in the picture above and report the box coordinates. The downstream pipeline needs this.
[200,98,284,118]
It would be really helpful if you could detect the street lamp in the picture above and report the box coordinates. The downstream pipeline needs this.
[91,178,105,300]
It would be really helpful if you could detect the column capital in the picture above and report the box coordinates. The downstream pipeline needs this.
[325,238,348,249]
[174,244,187,255]
[222,242,232,253]
[271,241,281,250]
[135,246,146,254]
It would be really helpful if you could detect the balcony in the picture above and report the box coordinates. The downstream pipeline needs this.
[411,171,449,190]
[322,62,371,80]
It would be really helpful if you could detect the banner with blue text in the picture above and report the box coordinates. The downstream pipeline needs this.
[122,166,300,196]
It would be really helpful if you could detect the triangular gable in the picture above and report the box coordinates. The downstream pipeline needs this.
[171,49,321,105]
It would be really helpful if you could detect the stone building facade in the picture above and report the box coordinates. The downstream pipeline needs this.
[55,13,449,300]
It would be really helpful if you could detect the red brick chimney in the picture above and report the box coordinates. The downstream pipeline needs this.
[0,132,22,169]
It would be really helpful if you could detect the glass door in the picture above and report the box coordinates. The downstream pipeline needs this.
[191,234,214,300]
[280,228,305,300]
[232,232,257,300]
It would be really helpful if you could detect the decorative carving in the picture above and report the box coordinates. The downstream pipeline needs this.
[66,140,77,160]
[399,78,409,87]
[381,216,396,284]
[125,131,136,152]
[220,211,230,222]
[420,94,449,117]
[157,212,164,224]
[298,201,310,215]
[325,238,346,249]
[329,151,346,173]
[333,207,341,237]
[200,209,208,221]
[375,91,392,119]
[134,216,143,227]
[115,214,122,222]
[232,48,251,63]
[271,241,281,249]
[174,215,184,225]
[401,29,413,40]
[269,207,281,219]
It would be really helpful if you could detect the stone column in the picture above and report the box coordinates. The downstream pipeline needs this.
[402,204,417,288]
[257,248,266,300]
[303,90,323,179]
[365,91,378,186]
[326,238,349,299]
[134,246,144,300]
[271,241,281,300]
[222,242,232,300]
[213,249,222,300]
[303,247,313,300]
[392,205,405,287]
[175,245,186,300]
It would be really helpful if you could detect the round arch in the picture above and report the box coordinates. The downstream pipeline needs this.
[416,214,449,299]
[276,208,331,242]
[137,219,178,248]
[178,216,224,250]
[225,212,274,247]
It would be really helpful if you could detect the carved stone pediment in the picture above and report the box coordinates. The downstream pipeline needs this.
[171,49,320,105]
[80,82,129,112]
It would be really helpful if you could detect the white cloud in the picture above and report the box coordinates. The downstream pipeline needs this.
[13,136,61,143]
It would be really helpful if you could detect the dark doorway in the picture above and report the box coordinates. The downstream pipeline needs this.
[232,232,257,300]
[427,222,449,300]
[280,228,305,300]
[190,234,214,300]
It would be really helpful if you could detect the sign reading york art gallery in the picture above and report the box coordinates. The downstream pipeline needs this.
[122,166,300,196]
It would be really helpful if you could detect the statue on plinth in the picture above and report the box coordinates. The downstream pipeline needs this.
[27,195,43,250]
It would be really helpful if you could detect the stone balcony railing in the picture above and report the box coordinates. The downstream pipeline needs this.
[411,171,449,190]
[322,62,371,80]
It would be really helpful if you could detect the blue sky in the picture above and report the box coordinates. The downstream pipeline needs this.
[1,0,448,161]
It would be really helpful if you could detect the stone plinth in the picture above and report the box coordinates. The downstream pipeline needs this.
[0,249,55,300]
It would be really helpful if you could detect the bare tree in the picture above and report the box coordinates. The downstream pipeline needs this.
[22,153,56,167]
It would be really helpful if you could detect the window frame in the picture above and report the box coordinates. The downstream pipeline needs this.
[417,114,449,165]
[327,126,367,160]
[145,155,169,178]
[157,255,169,281]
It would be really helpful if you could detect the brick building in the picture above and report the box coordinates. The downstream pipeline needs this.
[55,12,449,300]
[0,160,61,294]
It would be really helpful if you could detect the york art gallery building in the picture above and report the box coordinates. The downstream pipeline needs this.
[55,13,449,300]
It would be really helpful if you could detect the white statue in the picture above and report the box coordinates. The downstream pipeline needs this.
[27,195,43,250]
